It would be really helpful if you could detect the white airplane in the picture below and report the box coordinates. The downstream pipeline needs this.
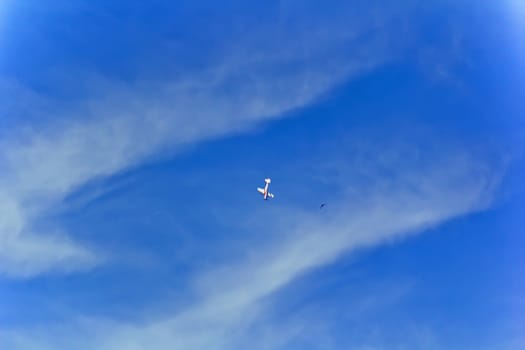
[257,178,274,200]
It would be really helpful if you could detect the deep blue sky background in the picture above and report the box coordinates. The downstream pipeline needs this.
[0,1,523,349]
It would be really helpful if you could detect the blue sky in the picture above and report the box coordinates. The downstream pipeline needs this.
[0,0,524,349]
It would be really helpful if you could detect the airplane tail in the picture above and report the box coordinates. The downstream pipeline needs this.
[265,178,271,184]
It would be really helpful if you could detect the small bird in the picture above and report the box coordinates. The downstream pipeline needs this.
[320,203,326,209]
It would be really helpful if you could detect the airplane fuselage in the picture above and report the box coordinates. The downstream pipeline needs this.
[263,182,269,200]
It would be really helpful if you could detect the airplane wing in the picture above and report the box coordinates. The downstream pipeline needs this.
[257,188,265,195]
[267,192,274,198]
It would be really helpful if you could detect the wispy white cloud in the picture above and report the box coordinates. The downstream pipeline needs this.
[0,132,504,349]
[0,1,420,277]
